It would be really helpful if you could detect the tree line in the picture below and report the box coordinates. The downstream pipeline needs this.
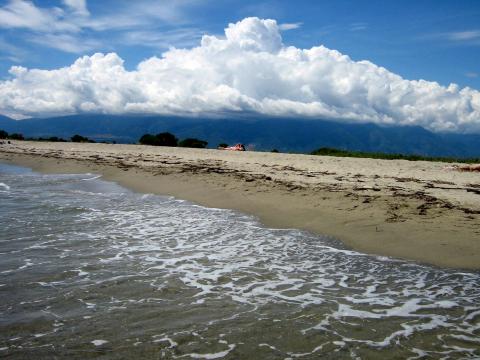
[0,130,90,143]
[139,132,208,148]
[0,129,25,140]
[311,147,480,164]
[1,129,209,148]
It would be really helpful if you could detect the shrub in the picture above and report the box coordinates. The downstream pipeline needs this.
[271,149,279,153]
[139,132,178,146]
[139,134,158,145]
[9,133,24,140]
[48,136,67,142]
[156,132,178,146]
[0,129,8,139]
[178,138,208,148]
[310,147,480,163]
[218,143,228,148]
[71,134,94,143]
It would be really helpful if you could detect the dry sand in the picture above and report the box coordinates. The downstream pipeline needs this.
[1,140,479,269]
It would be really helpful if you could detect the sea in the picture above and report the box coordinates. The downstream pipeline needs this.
[0,162,479,359]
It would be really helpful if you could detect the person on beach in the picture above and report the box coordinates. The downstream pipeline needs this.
[218,143,246,151]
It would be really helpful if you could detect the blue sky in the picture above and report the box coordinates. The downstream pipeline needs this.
[1,0,479,88]
[0,0,479,133]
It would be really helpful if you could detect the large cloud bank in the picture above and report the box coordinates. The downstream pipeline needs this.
[1,17,479,133]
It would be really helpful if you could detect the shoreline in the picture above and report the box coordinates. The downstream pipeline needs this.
[1,141,479,269]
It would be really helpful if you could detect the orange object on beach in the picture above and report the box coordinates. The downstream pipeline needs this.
[219,143,246,151]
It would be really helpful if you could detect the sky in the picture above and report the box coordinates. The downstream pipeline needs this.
[0,0,479,133]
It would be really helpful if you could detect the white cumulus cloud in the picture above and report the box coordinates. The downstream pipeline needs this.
[1,17,480,133]
[278,22,302,31]
[62,0,90,17]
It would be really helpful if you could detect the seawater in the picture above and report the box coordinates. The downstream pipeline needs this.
[0,162,479,359]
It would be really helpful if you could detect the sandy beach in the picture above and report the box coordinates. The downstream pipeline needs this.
[1,140,479,269]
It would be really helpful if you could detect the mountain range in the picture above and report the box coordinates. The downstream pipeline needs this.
[1,114,479,158]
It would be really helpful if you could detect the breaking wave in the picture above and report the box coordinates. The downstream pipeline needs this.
[0,162,479,359]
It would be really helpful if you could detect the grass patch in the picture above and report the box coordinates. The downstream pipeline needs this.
[311,147,479,163]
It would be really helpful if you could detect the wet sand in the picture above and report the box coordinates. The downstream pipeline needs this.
[1,140,479,269]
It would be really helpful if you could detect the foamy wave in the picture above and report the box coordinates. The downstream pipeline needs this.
[80,175,102,181]
[72,196,480,356]
[1,168,479,358]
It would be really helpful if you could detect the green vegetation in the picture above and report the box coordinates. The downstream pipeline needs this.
[218,143,228,148]
[139,133,208,148]
[0,129,79,143]
[178,138,208,148]
[311,147,479,163]
[138,134,157,145]
[139,132,178,147]
[71,134,95,143]
[8,133,24,140]
[44,136,67,142]
[271,149,279,153]
[27,136,67,142]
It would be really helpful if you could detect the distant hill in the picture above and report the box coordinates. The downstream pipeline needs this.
[1,114,479,158]
[0,115,14,126]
